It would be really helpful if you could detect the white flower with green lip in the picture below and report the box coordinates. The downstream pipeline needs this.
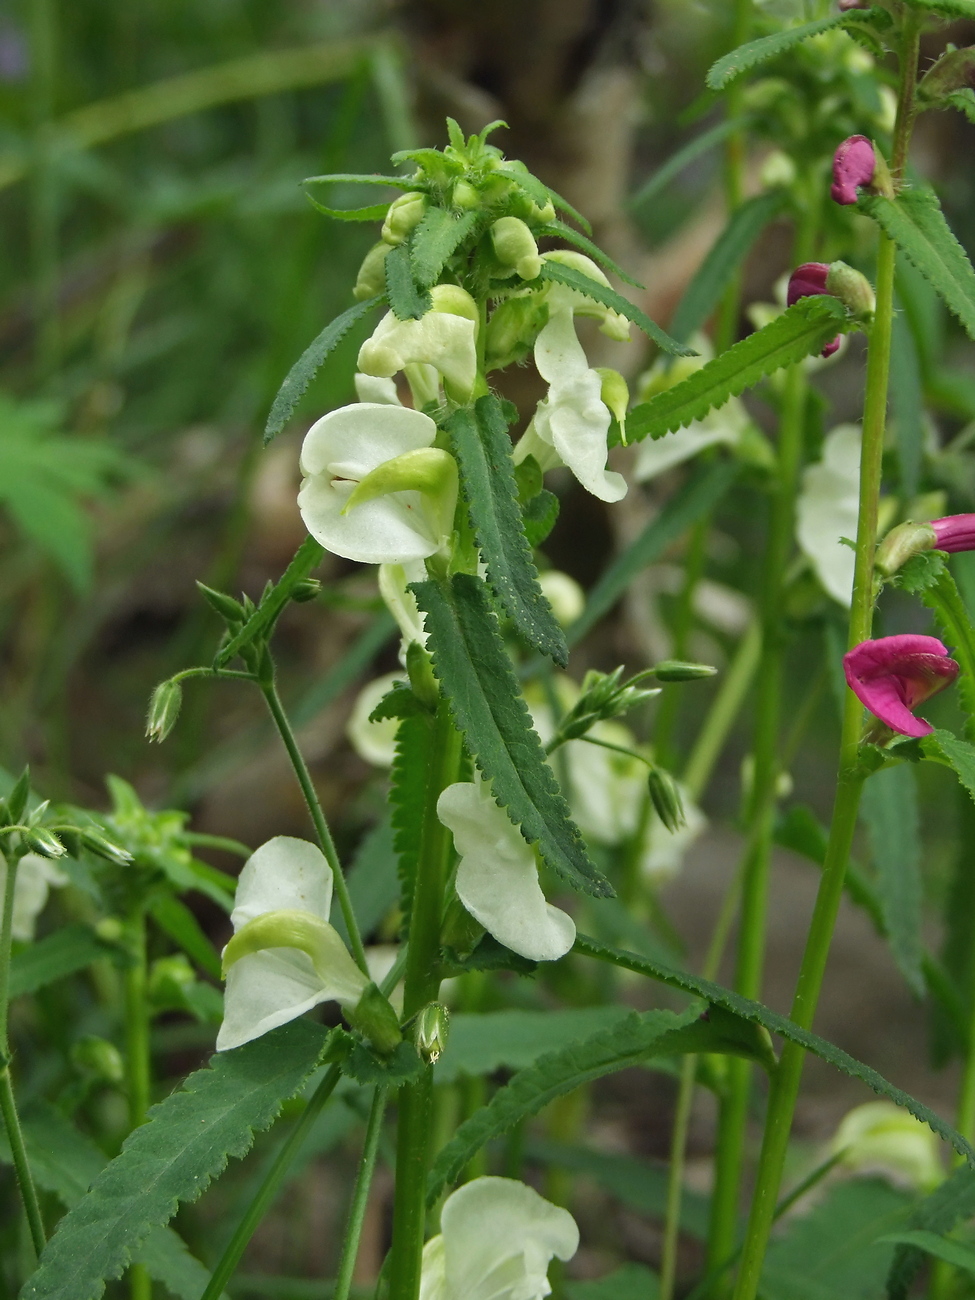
[357,285,479,405]
[297,403,457,566]
[216,836,369,1052]
[0,852,68,943]
[419,1176,579,1300]
[436,778,575,962]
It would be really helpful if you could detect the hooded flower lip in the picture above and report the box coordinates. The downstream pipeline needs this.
[216,836,368,1052]
[436,779,575,962]
[931,514,975,552]
[419,1176,579,1300]
[357,285,478,402]
[786,263,840,357]
[831,134,876,206]
[297,402,449,565]
[844,634,959,738]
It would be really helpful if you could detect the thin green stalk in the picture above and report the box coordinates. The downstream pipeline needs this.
[0,851,46,1258]
[29,0,59,379]
[261,677,368,974]
[654,517,709,768]
[659,1053,697,1300]
[714,0,752,353]
[333,1087,388,1300]
[199,1065,343,1300]
[683,619,761,803]
[124,910,152,1300]
[388,704,462,1300]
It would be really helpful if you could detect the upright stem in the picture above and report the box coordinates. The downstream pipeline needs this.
[0,852,46,1258]
[714,0,751,353]
[29,0,59,380]
[388,703,462,1300]
[261,677,368,973]
[333,1087,388,1300]
[659,1052,697,1300]
[124,909,152,1300]
[682,619,761,804]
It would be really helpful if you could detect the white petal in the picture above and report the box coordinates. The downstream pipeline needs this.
[299,403,436,481]
[563,725,645,845]
[441,1177,579,1300]
[537,372,626,504]
[378,560,429,659]
[216,948,336,1051]
[354,374,403,405]
[358,312,477,400]
[438,783,575,962]
[231,837,333,930]
[796,424,861,606]
[419,1235,448,1300]
[634,404,745,481]
[533,309,589,388]
[0,853,64,943]
[298,475,439,565]
[347,672,406,767]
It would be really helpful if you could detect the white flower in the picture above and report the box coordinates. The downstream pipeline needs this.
[347,672,405,768]
[830,1101,943,1192]
[796,424,861,606]
[537,571,585,628]
[216,837,368,1052]
[436,780,575,962]
[357,286,478,403]
[354,373,402,405]
[298,403,456,565]
[0,853,68,943]
[419,1176,579,1300]
[378,559,429,662]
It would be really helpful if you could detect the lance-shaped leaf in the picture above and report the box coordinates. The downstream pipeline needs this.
[410,207,478,287]
[9,925,115,999]
[860,764,924,996]
[885,1165,975,1298]
[625,297,851,444]
[861,190,975,341]
[534,220,643,288]
[537,260,693,357]
[20,1019,330,1300]
[215,535,323,667]
[707,7,891,89]
[903,0,975,18]
[264,295,384,443]
[447,396,568,666]
[384,243,432,321]
[413,574,611,897]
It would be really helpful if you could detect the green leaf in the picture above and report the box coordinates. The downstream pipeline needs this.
[706,9,891,89]
[447,396,568,665]
[8,925,114,999]
[629,119,739,210]
[861,189,975,341]
[942,88,975,124]
[924,728,975,804]
[215,536,324,667]
[885,1229,975,1278]
[304,196,390,222]
[368,682,424,723]
[860,764,924,995]
[426,1007,700,1200]
[136,1228,220,1300]
[389,710,435,930]
[435,1006,634,1083]
[21,1020,330,1300]
[537,261,693,357]
[333,816,399,947]
[573,933,975,1168]
[567,460,738,644]
[670,190,787,342]
[384,242,431,320]
[410,207,478,286]
[149,895,223,981]
[493,163,592,235]
[628,297,851,443]
[264,295,383,443]
[300,172,405,221]
[885,1165,975,1298]
[904,0,975,18]
[521,489,559,547]
[302,172,411,188]
[413,574,611,897]
[567,1265,659,1300]
[534,221,643,288]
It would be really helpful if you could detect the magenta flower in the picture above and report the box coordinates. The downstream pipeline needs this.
[844,634,959,738]
[831,135,876,206]
[786,262,841,357]
[931,514,975,553]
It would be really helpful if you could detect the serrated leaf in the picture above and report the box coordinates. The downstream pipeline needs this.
[943,88,975,124]
[413,574,611,897]
[493,164,591,235]
[917,573,975,732]
[263,296,383,443]
[389,710,435,930]
[410,207,478,286]
[447,396,568,665]
[860,764,924,995]
[904,0,975,17]
[537,261,692,356]
[300,173,406,222]
[304,195,390,222]
[435,1006,633,1083]
[302,172,412,188]
[923,728,975,804]
[442,932,537,977]
[20,1020,329,1300]
[534,221,643,288]
[885,1165,975,1298]
[8,925,114,999]
[426,1007,699,1200]
[384,243,431,320]
[215,536,324,667]
[706,8,891,89]
[862,190,975,341]
[573,933,975,1168]
[670,189,787,342]
[626,297,851,443]
[368,682,423,723]
[521,489,559,547]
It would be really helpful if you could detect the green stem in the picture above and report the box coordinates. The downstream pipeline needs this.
[659,1053,697,1300]
[333,1087,388,1300]
[0,851,46,1258]
[654,517,709,767]
[388,703,462,1300]
[124,910,152,1300]
[199,1065,342,1300]
[682,619,761,803]
[29,0,59,379]
[261,677,368,973]
[714,0,751,353]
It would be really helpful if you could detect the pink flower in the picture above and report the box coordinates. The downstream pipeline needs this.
[931,514,975,553]
[786,263,841,357]
[831,135,876,206]
[844,634,959,738]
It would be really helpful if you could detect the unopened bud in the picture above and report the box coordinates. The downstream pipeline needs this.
[831,135,891,204]
[196,582,245,623]
[484,295,547,370]
[146,679,183,744]
[760,149,797,189]
[652,660,718,682]
[490,217,542,281]
[595,368,629,442]
[353,241,391,301]
[451,180,480,211]
[290,579,322,604]
[876,520,937,576]
[81,829,133,866]
[2,768,30,827]
[24,827,66,859]
[826,261,875,320]
[414,1003,450,1064]
[430,283,479,325]
[647,768,686,835]
[381,191,427,246]
[95,917,124,943]
[71,1035,124,1083]
[349,982,403,1056]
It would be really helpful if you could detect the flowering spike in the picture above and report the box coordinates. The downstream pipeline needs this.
[844,634,959,738]
[831,135,877,205]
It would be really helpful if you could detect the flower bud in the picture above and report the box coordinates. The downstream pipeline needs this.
[651,660,718,682]
[414,1003,450,1064]
[429,283,479,325]
[484,295,548,370]
[381,191,428,246]
[786,263,841,357]
[490,216,542,281]
[146,678,183,744]
[831,135,880,205]
[594,368,629,442]
[81,829,134,866]
[875,520,937,575]
[2,768,30,827]
[149,954,196,1004]
[451,180,480,211]
[760,149,797,189]
[647,767,686,835]
[71,1035,125,1083]
[95,916,124,943]
[537,571,585,628]
[931,513,975,553]
[24,827,66,859]
[825,261,875,320]
[348,981,403,1055]
[353,241,391,301]
[290,578,322,604]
